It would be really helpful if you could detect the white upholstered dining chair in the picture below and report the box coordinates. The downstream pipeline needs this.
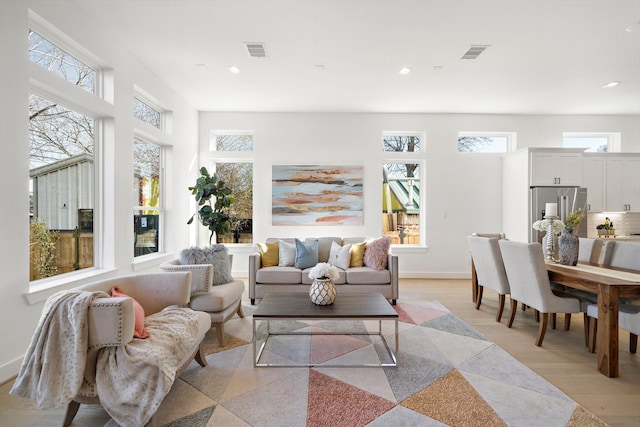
[600,240,640,271]
[578,237,604,264]
[498,240,582,346]
[467,236,510,322]
[586,303,640,354]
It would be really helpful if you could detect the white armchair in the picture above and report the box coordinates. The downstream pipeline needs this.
[160,254,245,346]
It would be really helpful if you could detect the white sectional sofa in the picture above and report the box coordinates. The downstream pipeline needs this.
[248,237,398,305]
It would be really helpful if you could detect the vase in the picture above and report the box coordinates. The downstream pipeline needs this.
[558,228,579,266]
[309,279,336,305]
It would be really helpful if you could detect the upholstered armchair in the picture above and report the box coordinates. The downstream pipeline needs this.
[160,250,245,346]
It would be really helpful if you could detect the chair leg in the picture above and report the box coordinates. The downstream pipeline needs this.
[508,298,518,328]
[630,333,638,354]
[237,304,245,318]
[583,313,590,347]
[475,286,483,310]
[535,313,549,346]
[588,318,597,353]
[194,342,208,367]
[535,310,540,323]
[496,294,506,322]
[216,323,224,347]
[564,313,571,331]
[62,401,81,427]
[551,313,556,329]
[251,298,256,305]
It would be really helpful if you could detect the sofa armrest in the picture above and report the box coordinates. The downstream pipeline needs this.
[248,253,261,301]
[160,260,213,295]
[388,254,399,301]
[87,297,135,349]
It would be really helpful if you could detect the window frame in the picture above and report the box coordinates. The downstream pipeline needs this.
[457,131,516,153]
[562,132,621,153]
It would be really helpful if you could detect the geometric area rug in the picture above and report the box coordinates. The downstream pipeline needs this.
[148,300,608,427]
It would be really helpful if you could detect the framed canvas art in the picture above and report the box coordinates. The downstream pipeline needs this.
[272,165,363,225]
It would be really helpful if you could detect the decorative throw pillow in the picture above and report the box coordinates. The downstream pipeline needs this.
[328,241,352,270]
[363,237,391,271]
[349,242,366,267]
[180,245,234,286]
[257,241,279,267]
[294,238,319,269]
[278,240,296,267]
[111,286,148,339]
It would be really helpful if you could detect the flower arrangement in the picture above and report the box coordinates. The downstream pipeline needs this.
[564,208,585,231]
[532,219,565,234]
[308,262,339,281]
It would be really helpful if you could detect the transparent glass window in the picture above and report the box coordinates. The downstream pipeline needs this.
[134,138,162,257]
[214,162,253,244]
[214,133,254,151]
[383,163,420,245]
[133,97,161,129]
[563,136,608,152]
[383,134,421,153]
[29,94,95,280]
[28,30,95,94]
[458,136,508,153]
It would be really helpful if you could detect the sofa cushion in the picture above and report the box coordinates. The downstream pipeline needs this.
[309,237,343,263]
[363,237,391,270]
[257,242,280,267]
[346,267,392,284]
[295,239,319,269]
[278,239,296,267]
[189,280,244,313]
[256,266,303,284]
[328,241,352,270]
[349,242,366,267]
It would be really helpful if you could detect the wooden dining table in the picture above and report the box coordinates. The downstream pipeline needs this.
[545,262,640,378]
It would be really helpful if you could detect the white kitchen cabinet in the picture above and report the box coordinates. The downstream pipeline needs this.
[606,156,640,212]
[582,154,606,212]
[530,151,582,186]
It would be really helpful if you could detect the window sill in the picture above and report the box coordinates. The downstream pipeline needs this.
[390,244,428,254]
[132,252,176,271]
[26,268,117,305]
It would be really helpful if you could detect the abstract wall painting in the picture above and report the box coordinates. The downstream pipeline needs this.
[272,165,364,226]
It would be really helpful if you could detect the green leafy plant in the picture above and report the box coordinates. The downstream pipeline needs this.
[187,166,234,244]
[564,208,585,231]
[29,218,58,279]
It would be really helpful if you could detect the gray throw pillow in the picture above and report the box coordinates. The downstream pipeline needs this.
[180,245,234,286]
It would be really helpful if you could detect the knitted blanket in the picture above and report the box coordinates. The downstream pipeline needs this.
[10,289,107,408]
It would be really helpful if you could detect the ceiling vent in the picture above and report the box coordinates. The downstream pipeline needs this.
[245,42,267,58]
[461,45,490,60]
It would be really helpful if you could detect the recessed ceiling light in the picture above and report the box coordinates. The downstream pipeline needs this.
[602,81,620,88]
[229,66,240,74]
[399,67,411,75]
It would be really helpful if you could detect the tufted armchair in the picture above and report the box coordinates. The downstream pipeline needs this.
[160,254,245,346]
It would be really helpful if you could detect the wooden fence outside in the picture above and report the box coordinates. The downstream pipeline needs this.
[30,230,94,281]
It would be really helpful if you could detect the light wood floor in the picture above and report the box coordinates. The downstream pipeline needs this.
[1,278,639,426]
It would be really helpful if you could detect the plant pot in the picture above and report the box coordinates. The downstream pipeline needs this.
[309,279,336,305]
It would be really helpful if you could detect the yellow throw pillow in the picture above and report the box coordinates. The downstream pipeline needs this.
[349,242,366,267]
[258,241,279,267]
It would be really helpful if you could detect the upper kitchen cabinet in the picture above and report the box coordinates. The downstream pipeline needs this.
[583,154,606,212]
[530,149,583,186]
[606,155,640,212]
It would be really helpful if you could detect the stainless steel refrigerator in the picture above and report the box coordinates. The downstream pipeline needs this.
[530,186,588,243]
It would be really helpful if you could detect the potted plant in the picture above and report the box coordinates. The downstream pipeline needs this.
[187,166,234,244]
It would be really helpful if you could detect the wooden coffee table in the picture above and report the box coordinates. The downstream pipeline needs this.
[252,292,399,367]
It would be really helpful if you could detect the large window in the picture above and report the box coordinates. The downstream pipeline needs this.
[457,132,515,153]
[133,138,163,257]
[563,132,620,152]
[28,30,98,281]
[211,131,254,243]
[382,132,424,246]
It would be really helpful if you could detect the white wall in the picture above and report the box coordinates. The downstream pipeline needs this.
[0,3,199,383]
[199,112,640,278]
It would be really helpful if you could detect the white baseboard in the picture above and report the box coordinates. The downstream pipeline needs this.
[398,272,471,279]
[0,355,22,386]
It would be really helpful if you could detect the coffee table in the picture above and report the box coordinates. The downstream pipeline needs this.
[252,292,398,367]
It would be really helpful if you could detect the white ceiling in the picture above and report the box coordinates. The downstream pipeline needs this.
[71,0,640,114]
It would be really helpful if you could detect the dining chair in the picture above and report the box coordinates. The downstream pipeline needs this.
[586,303,640,354]
[578,237,604,264]
[600,240,640,272]
[498,240,581,346]
[467,236,510,322]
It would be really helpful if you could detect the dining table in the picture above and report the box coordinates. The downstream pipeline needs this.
[545,261,640,378]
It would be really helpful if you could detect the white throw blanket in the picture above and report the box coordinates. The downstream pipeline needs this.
[96,307,201,427]
[10,289,107,408]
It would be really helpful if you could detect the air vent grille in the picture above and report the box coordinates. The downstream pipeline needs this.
[245,42,267,58]
[461,45,490,60]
